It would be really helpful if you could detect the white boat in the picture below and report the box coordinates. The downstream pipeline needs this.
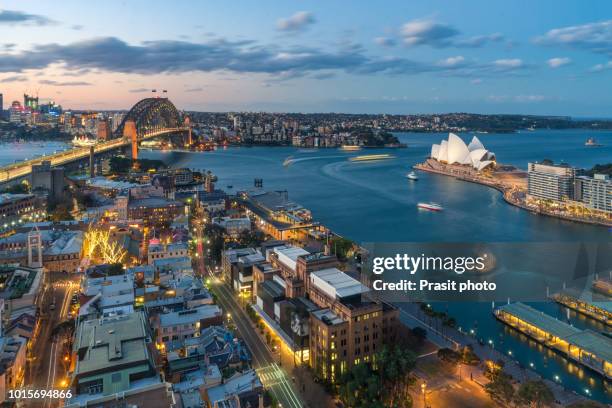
[585,137,603,147]
[417,202,443,211]
[72,135,97,147]
[406,171,418,180]
[349,154,394,162]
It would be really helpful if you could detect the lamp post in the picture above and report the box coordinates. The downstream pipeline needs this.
[421,382,427,408]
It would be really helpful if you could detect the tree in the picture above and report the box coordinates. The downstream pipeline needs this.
[437,348,461,365]
[237,229,265,247]
[484,371,515,407]
[50,203,74,222]
[460,345,480,365]
[2,182,29,194]
[330,236,354,260]
[516,380,554,408]
[338,345,415,408]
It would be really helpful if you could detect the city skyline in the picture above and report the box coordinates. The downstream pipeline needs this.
[1,1,612,116]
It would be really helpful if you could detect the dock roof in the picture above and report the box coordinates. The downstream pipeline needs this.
[497,302,580,339]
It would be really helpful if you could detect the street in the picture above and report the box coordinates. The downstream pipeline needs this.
[192,215,304,408]
[25,276,77,408]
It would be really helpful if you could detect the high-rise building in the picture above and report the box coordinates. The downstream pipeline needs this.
[527,162,575,201]
[23,94,38,112]
[575,174,611,213]
[9,101,22,123]
[0,93,3,116]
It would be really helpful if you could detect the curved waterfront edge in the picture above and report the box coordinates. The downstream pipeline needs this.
[413,162,612,228]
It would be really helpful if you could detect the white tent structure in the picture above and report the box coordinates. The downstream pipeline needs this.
[429,133,496,170]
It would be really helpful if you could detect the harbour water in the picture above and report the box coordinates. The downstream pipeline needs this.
[2,130,610,402]
[141,129,612,403]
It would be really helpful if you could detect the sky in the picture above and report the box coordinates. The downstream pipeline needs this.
[0,0,611,116]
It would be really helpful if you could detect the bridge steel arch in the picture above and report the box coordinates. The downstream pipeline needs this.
[115,97,183,138]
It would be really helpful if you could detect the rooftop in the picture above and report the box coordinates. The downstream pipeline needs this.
[86,177,139,191]
[273,245,309,271]
[159,305,221,327]
[128,197,183,209]
[206,369,262,405]
[310,268,368,299]
[312,308,345,326]
[497,302,612,363]
[0,193,34,205]
[73,312,152,380]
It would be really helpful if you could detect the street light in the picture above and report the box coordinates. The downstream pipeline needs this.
[421,382,427,407]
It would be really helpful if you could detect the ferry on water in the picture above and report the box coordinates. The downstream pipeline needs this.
[585,137,603,147]
[417,202,443,211]
[406,171,418,180]
[71,135,97,147]
[340,145,361,151]
[349,154,394,162]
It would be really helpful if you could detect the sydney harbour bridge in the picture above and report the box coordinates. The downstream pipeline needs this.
[0,97,192,185]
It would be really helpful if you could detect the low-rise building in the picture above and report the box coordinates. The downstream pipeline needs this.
[147,242,188,265]
[155,305,223,351]
[0,193,40,232]
[0,229,83,273]
[212,216,251,237]
[204,369,263,408]
[67,312,175,408]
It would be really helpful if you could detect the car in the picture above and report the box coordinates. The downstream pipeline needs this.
[49,304,56,311]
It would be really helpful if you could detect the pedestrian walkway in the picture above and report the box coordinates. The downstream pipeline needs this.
[398,303,588,406]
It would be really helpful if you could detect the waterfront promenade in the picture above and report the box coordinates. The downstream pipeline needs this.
[414,160,612,228]
[398,302,588,406]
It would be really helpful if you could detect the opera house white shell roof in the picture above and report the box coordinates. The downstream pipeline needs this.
[430,133,496,170]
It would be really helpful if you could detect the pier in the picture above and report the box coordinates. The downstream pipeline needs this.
[494,302,612,379]
[551,290,612,327]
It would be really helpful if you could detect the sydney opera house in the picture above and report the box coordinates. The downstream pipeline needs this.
[430,133,496,171]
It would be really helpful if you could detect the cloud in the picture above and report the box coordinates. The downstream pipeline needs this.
[492,58,523,69]
[185,87,203,92]
[437,56,465,67]
[374,37,396,47]
[547,57,571,68]
[129,88,151,93]
[590,61,612,72]
[535,20,612,56]
[0,75,27,83]
[71,24,83,30]
[470,78,482,84]
[0,9,55,26]
[455,33,504,47]
[0,36,530,80]
[400,18,459,47]
[277,11,315,32]
[398,18,507,49]
[39,79,92,86]
[514,94,547,102]
[311,71,336,80]
[489,94,549,103]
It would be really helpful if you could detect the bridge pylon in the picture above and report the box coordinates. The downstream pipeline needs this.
[184,116,192,146]
[123,119,138,161]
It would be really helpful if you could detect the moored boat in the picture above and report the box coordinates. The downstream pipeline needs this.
[417,202,443,211]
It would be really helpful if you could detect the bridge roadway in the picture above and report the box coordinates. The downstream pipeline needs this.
[0,127,187,184]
